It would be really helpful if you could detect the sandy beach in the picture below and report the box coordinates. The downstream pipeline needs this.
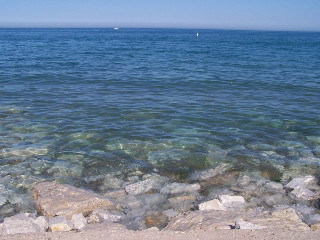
[1,222,320,240]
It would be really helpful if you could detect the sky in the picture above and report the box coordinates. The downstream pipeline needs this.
[0,0,319,31]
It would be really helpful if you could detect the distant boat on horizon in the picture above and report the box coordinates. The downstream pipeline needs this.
[114,27,119,30]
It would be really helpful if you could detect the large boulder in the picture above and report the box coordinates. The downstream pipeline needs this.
[165,210,236,230]
[33,182,118,218]
[165,208,311,231]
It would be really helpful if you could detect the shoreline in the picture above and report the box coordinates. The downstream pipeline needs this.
[1,165,320,237]
[1,223,320,240]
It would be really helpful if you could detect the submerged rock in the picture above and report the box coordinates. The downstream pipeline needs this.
[188,164,230,181]
[33,182,118,218]
[100,174,125,191]
[160,182,200,196]
[47,161,83,178]
[104,189,127,200]
[162,209,179,219]
[144,212,168,229]
[124,174,168,196]
[137,193,167,211]
[167,195,196,213]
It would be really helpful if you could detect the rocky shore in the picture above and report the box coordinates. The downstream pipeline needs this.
[1,164,320,237]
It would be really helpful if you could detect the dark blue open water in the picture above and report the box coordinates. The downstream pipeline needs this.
[0,29,320,216]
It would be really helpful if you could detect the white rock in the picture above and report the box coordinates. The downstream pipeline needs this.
[160,183,200,196]
[235,219,266,230]
[48,216,73,232]
[91,209,123,223]
[199,199,226,211]
[33,216,48,232]
[291,187,316,200]
[71,213,87,231]
[2,214,44,235]
[219,195,245,207]
[285,176,317,189]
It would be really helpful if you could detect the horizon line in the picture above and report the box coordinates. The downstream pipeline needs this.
[0,26,319,33]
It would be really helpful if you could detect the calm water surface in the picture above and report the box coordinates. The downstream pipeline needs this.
[0,28,320,193]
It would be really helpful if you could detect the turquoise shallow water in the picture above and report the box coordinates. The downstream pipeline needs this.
[0,29,320,200]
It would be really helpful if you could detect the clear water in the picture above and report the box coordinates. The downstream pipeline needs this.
[0,29,320,194]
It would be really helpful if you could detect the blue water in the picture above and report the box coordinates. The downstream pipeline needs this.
[0,28,320,186]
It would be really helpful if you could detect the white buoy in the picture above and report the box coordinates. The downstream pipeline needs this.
[196,33,199,37]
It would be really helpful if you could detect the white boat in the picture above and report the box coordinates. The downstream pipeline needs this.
[114,27,119,30]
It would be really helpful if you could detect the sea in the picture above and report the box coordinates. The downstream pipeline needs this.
[0,28,320,218]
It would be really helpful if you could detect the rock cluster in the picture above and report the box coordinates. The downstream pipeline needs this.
[1,169,320,236]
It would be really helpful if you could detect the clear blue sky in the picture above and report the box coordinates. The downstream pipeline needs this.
[0,0,319,31]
